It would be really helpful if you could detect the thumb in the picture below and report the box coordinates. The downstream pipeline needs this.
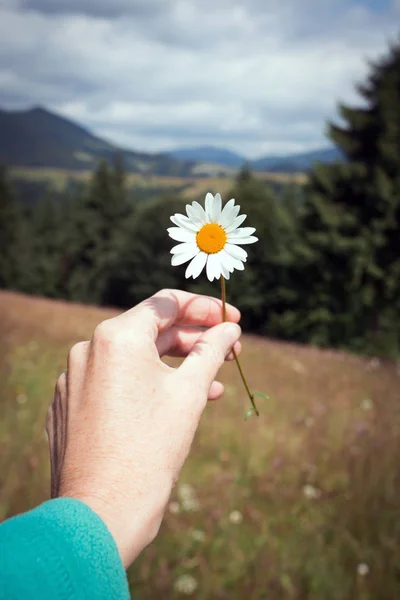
[178,322,241,391]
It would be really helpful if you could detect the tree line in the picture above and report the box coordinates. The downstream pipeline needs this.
[1,42,399,358]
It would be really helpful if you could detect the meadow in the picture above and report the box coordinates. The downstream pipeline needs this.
[9,166,307,199]
[1,290,400,599]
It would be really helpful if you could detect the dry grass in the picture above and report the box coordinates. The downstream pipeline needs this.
[9,167,307,199]
[1,290,399,599]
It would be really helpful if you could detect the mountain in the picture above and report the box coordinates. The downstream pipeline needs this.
[168,145,246,167]
[168,144,342,172]
[0,106,192,176]
[251,148,342,172]
[0,106,343,176]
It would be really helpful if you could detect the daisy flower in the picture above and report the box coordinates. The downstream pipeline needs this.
[168,192,258,282]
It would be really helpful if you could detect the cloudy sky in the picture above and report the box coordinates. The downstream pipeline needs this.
[0,0,399,157]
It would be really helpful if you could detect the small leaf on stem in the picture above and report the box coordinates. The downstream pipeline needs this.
[244,408,255,420]
[253,391,270,400]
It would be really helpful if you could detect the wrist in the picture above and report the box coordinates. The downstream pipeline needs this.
[60,482,172,568]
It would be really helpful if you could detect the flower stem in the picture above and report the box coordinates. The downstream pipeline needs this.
[220,277,259,417]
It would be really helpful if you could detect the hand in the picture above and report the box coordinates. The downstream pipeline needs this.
[46,289,241,568]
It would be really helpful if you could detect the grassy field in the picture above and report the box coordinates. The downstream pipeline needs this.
[9,166,307,199]
[1,290,399,599]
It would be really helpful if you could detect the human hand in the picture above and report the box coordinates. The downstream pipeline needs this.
[46,289,241,568]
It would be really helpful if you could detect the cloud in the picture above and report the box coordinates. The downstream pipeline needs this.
[0,0,399,157]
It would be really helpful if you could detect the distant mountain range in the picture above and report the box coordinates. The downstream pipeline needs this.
[168,146,245,168]
[167,145,342,171]
[0,107,192,176]
[0,106,342,176]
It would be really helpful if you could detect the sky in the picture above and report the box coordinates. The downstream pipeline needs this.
[0,0,399,158]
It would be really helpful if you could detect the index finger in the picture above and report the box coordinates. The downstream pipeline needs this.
[109,289,241,342]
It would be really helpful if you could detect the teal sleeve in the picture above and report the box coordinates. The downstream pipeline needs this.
[0,498,130,600]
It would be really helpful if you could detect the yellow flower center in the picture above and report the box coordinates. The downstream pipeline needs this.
[196,223,227,254]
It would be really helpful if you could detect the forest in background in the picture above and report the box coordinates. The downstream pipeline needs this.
[1,42,399,359]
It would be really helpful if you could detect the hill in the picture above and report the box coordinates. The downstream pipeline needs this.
[168,145,246,167]
[0,105,344,178]
[0,106,342,176]
[168,144,342,171]
[0,107,192,176]
[252,147,342,171]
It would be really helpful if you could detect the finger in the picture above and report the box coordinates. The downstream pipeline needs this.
[208,381,224,401]
[178,322,241,392]
[99,290,241,345]
[67,341,90,403]
[47,373,66,499]
[157,326,242,359]
[226,341,241,361]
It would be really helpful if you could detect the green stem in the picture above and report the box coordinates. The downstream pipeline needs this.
[220,276,259,417]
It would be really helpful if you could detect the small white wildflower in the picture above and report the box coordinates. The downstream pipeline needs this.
[357,563,369,576]
[179,483,195,499]
[182,498,200,512]
[191,529,205,542]
[360,397,373,411]
[178,483,200,512]
[174,574,198,595]
[369,358,380,370]
[16,393,27,405]
[168,501,181,514]
[302,484,321,500]
[229,510,243,525]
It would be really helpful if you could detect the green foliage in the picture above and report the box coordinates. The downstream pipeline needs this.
[63,157,135,304]
[108,194,189,306]
[0,166,23,289]
[295,41,400,356]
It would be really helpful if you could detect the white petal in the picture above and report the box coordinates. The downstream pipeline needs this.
[225,214,247,233]
[185,252,207,279]
[186,204,201,225]
[219,199,236,227]
[171,242,199,255]
[230,236,258,245]
[223,204,241,227]
[224,243,248,261]
[220,249,245,272]
[231,257,245,270]
[170,214,199,232]
[205,193,214,221]
[230,204,240,220]
[167,227,196,243]
[171,250,199,266]
[189,202,207,224]
[206,252,222,282]
[219,249,236,272]
[220,263,231,280]
[211,193,222,222]
[227,227,256,239]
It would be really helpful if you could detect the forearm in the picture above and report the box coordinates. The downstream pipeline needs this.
[0,498,130,600]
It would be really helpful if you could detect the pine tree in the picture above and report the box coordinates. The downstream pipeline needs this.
[112,194,188,307]
[26,194,65,297]
[298,41,400,355]
[65,157,134,305]
[0,166,21,289]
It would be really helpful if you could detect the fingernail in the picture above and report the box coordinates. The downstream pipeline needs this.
[223,323,241,340]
